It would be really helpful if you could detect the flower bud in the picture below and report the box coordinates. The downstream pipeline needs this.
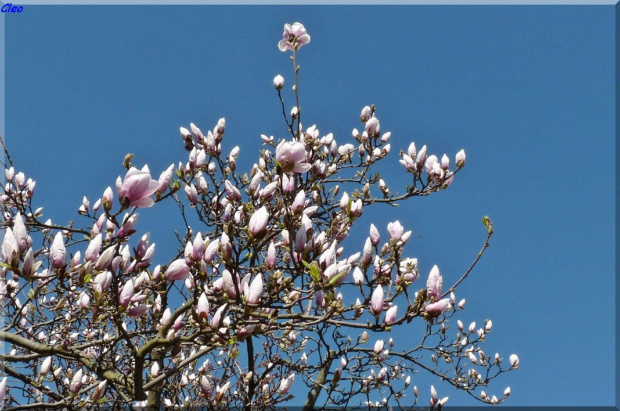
[509,354,519,369]
[50,232,67,269]
[369,224,380,246]
[248,206,269,238]
[273,74,284,90]
[384,305,398,324]
[40,356,52,376]
[371,285,384,314]
[70,369,83,394]
[197,292,210,320]
[456,149,466,168]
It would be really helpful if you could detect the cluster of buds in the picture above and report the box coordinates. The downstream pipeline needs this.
[2,167,37,210]
[399,142,466,188]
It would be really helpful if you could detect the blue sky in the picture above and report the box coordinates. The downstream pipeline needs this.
[5,4,616,407]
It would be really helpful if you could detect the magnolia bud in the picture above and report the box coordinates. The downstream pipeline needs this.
[273,74,284,90]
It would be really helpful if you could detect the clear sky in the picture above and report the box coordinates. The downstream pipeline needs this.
[5,4,616,407]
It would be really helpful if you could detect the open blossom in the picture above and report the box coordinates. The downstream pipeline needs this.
[276,141,311,174]
[278,22,310,52]
[116,165,159,208]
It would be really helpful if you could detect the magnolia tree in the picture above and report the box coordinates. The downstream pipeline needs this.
[0,23,518,409]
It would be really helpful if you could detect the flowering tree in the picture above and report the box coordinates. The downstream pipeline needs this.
[0,22,518,409]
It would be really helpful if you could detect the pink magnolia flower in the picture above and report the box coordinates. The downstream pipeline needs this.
[369,224,380,246]
[371,285,384,314]
[441,154,450,170]
[279,373,296,395]
[92,380,107,402]
[70,369,83,394]
[246,275,263,304]
[266,242,277,269]
[416,145,427,168]
[116,213,139,238]
[200,376,213,398]
[50,232,66,269]
[248,206,269,238]
[2,228,18,264]
[204,239,219,264]
[424,155,439,175]
[384,305,398,324]
[13,213,30,252]
[118,280,134,308]
[116,165,159,208]
[85,233,103,262]
[352,267,364,286]
[93,271,113,295]
[387,220,404,242]
[426,265,443,301]
[164,259,190,282]
[424,298,451,315]
[278,22,310,52]
[210,303,227,327]
[197,292,210,320]
[40,357,52,376]
[456,149,466,168]
[399,154,416,172]
[156,164,175,195]
[374,339,384,353]
[78,292,90,309]
[365,117,380,139]
[102,186,114,212]
[276,141,311,174]
[127,304,151,317]
[291,190,305,214]
[222,269,238,299]
[360,106,372,122]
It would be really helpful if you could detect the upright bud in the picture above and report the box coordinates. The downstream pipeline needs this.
[50,232,67,269]
[371,285,384,314]
[455,149,466,168]
[248,206,269,238]
[369,224,380,246]
[102,187,114,212]
[273,74,284,90]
